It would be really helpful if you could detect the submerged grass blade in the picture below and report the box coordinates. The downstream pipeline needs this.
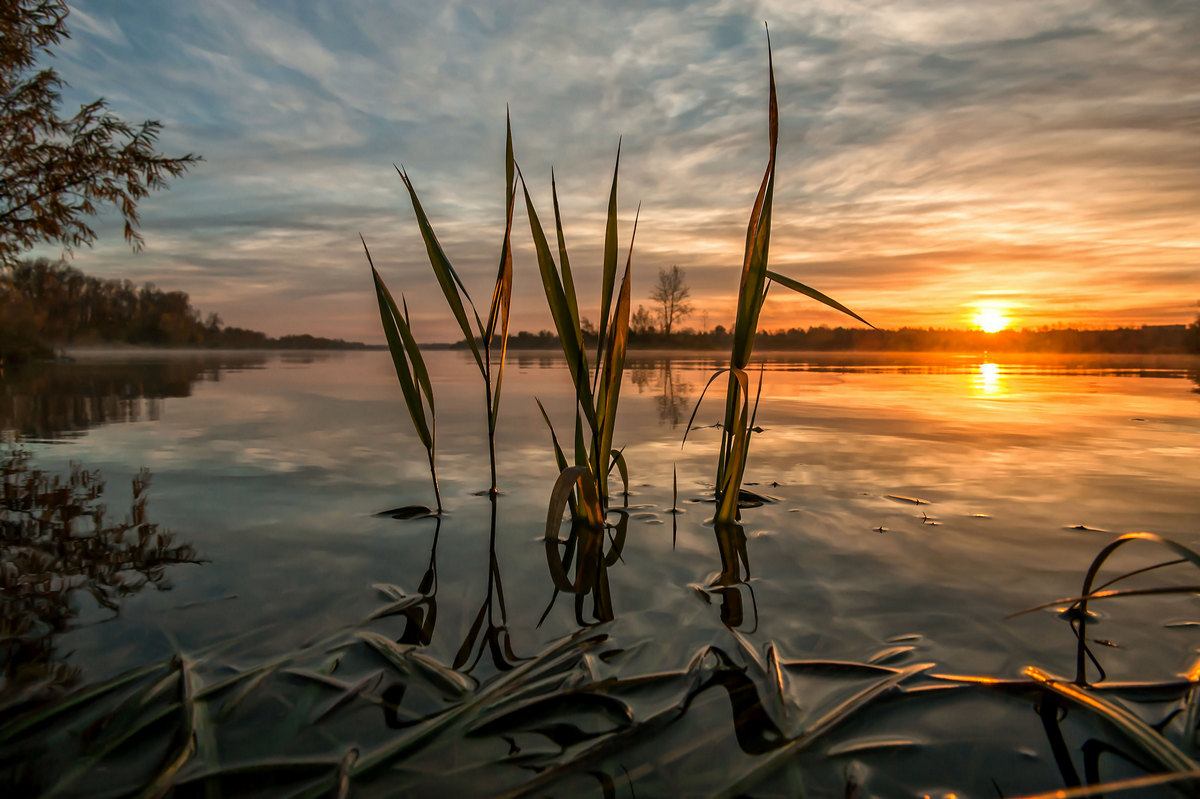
[1025,666,1198,774]
[1073,533,1200,684]
[1012,771,1200,799]
[712,662,935,799]
[0,661,167,743]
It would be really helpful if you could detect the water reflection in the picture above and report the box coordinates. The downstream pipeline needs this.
[397,520,440,647]
[701,521,757,632]
[454,497,522,673]
[0,354,266,440]
[629,359,694,426]
[542,511,630,626]
[0,451,200,703]
[975,361,1003,395]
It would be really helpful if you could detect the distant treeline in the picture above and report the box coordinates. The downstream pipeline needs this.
[1,259,367,361]
[481,320,1200,354]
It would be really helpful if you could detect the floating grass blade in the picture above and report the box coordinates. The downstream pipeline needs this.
[711,662,935,799]
[0,661,167,743]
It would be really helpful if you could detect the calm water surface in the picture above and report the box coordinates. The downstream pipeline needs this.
[3,348,1199,794]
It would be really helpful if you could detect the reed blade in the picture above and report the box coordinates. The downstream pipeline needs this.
[608,449,629,500]
[681,368,732,449]
[596,210,636,501]
[716,368,751,524]
[487,188,516,428]
[396,166,485,373]
[596,140,622,369]
[519,172,598,431]
[486,117,517,427]
[534,398,571,475]
[550,172,584,360]
[765,270,873,328]
[546,466,602,538]
[730,31,778,372]
[365,243,433,453]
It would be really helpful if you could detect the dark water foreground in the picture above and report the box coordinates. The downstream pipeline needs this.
[2,349,1199,796]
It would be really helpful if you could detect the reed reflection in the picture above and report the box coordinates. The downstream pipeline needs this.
[395,519,439,648]
[378,517,441,729]
[1034,691,1168,790]
[380,499,521,729]
[630,359,694,427]
[453,497,522,673]
[542,511,629,627]
[702,521,757,632]
[0,451,201,702]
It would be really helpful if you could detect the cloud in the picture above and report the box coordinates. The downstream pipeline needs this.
[35,0,1200,339]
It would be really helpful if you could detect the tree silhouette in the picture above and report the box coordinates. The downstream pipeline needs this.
[0,1,199,269]
[649,264,693,336]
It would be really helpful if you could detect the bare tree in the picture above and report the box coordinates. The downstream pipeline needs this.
[649,265,693,336]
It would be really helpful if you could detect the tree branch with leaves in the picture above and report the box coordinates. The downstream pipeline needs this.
[0,0,199,269]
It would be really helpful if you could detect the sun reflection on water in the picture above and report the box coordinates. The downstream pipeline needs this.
[975,362,1002,395]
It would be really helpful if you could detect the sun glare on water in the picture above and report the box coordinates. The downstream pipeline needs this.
[973,307,1010,333]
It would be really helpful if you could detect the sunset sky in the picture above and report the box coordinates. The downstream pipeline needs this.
[33,0,1200,342]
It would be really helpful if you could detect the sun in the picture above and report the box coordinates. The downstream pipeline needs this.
[973,307,1009,333]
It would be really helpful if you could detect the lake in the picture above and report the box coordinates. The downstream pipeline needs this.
[3,348,1199,797]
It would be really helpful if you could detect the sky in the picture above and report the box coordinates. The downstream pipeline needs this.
[31,0,1200,341]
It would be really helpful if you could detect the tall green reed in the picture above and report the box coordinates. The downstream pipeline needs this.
[368,115,517,501]
[522,149,637,527]
[691,31,873,524]
[363,238,442,512]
